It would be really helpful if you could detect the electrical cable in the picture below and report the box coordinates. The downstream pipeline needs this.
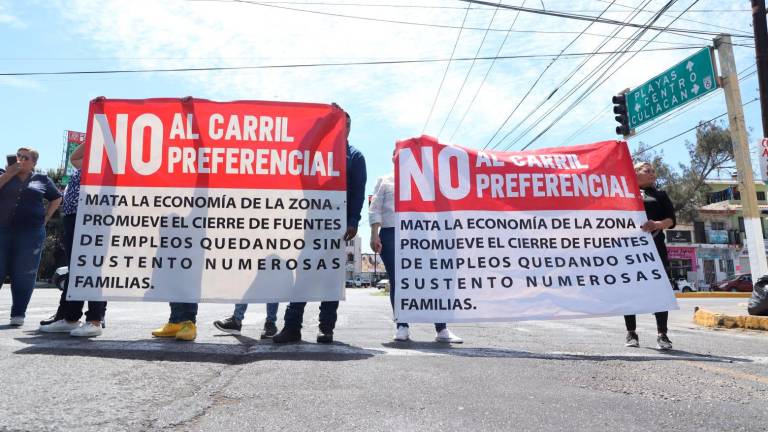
[491,0,661,150]
[448,0,526,141]
[437,1,502,138]
[422,2,472,134]
[515,0,699,151]
[632,98,759,156]
[480,0,624,149]
[0,46,707,77]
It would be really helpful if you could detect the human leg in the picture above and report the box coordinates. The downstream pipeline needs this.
[9,227,45,320]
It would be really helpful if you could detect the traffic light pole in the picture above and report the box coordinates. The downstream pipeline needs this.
[715,35,768,280]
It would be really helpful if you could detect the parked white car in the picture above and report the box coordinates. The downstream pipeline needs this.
[672,278,696,292]
[52,266,68,291]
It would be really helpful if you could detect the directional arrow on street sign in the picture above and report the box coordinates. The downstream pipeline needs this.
[625,47,719,129]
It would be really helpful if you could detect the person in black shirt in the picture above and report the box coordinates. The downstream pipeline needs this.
[624,162,676,350]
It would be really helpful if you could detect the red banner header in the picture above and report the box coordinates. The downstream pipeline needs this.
[82,98,347,190]
[395,136,643,212]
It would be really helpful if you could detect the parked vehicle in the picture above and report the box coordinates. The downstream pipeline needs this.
[376,279,390,291]
[711,274,753,292]
[52,266,68,291]
[345,275,371,288]
[671,279,696,292]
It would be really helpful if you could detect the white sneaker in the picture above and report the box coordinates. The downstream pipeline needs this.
[70,322,103,337]
[39,319,80,333]
[435,329,463,344]
[9,316,24,327]
[394,326,410,341]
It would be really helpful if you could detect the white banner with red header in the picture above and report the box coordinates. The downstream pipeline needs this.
[394,136,678,323]
[68,98,347,303]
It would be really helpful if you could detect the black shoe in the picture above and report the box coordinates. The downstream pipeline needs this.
[260,321,278,339]
[316,329,334,344]
[625,332,639,347]
[272,327,301,343]
[656,333,673,350]
[213,316,242,335]
[39,314,60,326]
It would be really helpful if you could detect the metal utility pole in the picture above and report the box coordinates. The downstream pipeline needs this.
[753,0,768,138]
[715,34,768,280]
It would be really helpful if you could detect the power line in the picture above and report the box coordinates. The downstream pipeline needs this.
[493,0,665,151]
[457,0,753,38]
[197,1,749,13]
[437,1,502,137]
[516,0,700,151]
[564,64,756,144]
[422,3,472,134]
[0,46,705,76]
[448,0,526,141]
[482,0,627,149]
[191,0,753,39]
[594,0,750,34]
[632,98,760,157]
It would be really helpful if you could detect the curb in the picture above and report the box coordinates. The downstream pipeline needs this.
[693,307,768,331]
[675,292,752,298]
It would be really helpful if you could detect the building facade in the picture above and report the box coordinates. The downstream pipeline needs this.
[666,180,768,288]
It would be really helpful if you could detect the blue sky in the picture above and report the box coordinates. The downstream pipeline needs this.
[0,0,760,252]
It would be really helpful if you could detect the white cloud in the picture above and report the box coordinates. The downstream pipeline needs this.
[50,0,756,150]
[0,76,42,90]
[0,1,25,28]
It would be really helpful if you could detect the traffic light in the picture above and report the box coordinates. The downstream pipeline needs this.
[612,93,630,137]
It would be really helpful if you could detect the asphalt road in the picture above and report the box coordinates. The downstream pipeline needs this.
[0,288,766,432]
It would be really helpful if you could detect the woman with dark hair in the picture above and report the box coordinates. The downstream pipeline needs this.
[0,147,62,326]
[624,162,676,350]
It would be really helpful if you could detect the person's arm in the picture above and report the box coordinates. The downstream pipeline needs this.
[44,197,62,224]
[0,163,21,189]
[370,223,382,253]
[641,190,676,232]
[41,175,63,224]
[70,143,85,169]
[369,176,384,252]
[345,151,367,241]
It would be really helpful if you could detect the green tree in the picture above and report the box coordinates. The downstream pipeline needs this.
[633,121,734,223]
[38,168,66,281]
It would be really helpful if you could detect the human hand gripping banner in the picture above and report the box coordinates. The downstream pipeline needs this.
[394,136,679,323]
[68,98,347,303]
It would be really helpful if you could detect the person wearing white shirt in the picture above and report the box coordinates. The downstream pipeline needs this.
[369,152,462,343]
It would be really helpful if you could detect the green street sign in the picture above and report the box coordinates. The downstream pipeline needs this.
[626,47,719,129]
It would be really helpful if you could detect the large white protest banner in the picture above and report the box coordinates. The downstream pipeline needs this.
[68,98,347,303]
[395,136,678,323]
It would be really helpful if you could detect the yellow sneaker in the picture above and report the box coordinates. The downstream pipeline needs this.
[151,322,183,337]
[175,321,197,341]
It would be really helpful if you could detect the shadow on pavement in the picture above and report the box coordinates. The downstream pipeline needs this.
[12,334,382,364]
[379,341,751,363]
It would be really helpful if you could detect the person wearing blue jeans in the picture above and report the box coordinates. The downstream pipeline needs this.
[213,303,280,338]
[369,167,462,343]
[273,107,367,344]
[0,147,62,327]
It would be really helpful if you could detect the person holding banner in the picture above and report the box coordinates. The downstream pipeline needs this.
[213,303,280,338]
[368,152,462,344]
[624,162,676,350]
[273,109,366,344]
[0,147,62,326]
[39,144,107,337]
